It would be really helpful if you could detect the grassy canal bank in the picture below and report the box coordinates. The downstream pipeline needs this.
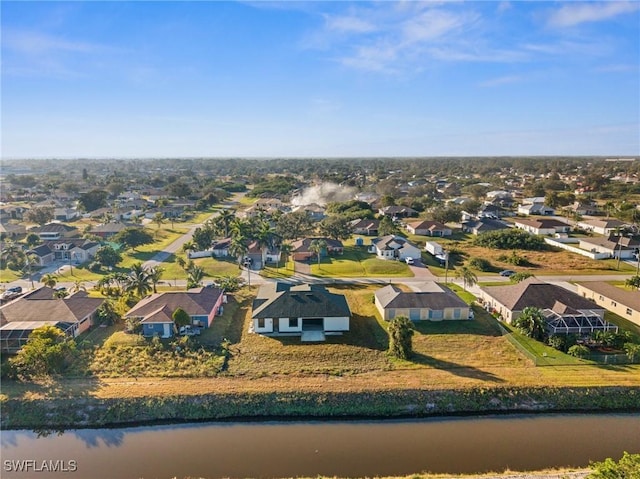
[2,385,639,430]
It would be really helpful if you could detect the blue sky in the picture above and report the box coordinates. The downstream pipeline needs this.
[2,1,639,158]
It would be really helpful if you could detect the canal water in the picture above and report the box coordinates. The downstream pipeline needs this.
[1,414,639,479]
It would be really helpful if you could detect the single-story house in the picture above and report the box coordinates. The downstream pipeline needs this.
[0,222,26,239]
[514,218,571,236]
[405,220,452,237]
[54,207,80,221]
[350,218,380,236]
[210,238,232,258]
[576,281,640,327]
[578,235,640,260]
[378,205,418,219]
[292,203,326,221]
[565,201,600,216]
[291,237,344,261]
[27,244,55,266]
[29,223,78,241]
[478,278,612,335]
[517,203,555,216]
[0,205,27,222]
[0,287,105,353]
[370,235,421,261]
[125,287,225,338]
[251,282,350,341]
[374,283,471,321]
[577,219,628,236]
[461,218,510,236]
[91,221,135,239]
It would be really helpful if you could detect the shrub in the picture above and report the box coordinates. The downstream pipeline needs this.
[567,344,590,358]
[468,257,492,272]
[474,229,546,250]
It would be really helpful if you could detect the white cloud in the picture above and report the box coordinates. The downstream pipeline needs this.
[479,75,523,87]
[402,9,474,43]
[3,29,101,55]
[324,14,376,34]
[547,1,640,28]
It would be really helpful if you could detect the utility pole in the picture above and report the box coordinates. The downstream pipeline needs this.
[444,250,449,284]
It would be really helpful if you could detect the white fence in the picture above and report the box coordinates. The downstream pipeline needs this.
[544,238,610,260]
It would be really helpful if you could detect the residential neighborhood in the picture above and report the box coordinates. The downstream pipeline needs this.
[1,156,640,387]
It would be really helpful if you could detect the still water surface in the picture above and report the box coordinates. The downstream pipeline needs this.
[2,414,639,479]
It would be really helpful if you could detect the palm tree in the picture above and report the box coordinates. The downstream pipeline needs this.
[229,235,249,267]
[255,220,276,266]
[148,266,164,293]
[216,209,235,238]
[41,273,58,288]
[513,306,547,342]
[70,280,87,294]
[187,265,205,290]
[126,262,152,298]
[153,212,165,231]
[279,242,292,273]
[176,255,187,271]
[309,239,327,267]
[455,266,478,292]
[181,241,197,259]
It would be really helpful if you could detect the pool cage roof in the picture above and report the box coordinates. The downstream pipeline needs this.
[542,309,619,335]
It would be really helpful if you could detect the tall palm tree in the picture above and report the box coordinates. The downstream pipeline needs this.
[279,242,292,273]
[126,262,152,298]
[148,266,164,293]
[216,209,235,238]
[153,212,165,230]
[41,273,58,288]
[455,266,478,292]
[309,239,327,267]
[255,220,276,266]
[229,235,249,267]
[187,265,205,290]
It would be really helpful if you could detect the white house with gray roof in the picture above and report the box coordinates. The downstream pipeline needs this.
[370,235,421,261]
[374,283,471,321]
[251,283,350,341]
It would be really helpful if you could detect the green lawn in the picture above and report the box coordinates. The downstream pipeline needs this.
[0,268,24,283]
[159,254,240,280]
[311,247,413,277]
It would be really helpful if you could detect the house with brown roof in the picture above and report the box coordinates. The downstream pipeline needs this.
[125,287,224,338]
[576,281,640,327]
[478,278,614,335]
[0,287,105,353]
[378,205,418,219]
[291,237,343,261]
[405,220,452,237]
[350,218,380,236]
[374,283,471,321]
[577,219,628,236]
[578,235,640,260]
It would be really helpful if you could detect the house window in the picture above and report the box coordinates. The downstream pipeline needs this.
[626,308,632,316]
[289,318,298,328]
[611,301,617,307]
[258,318,265,329]
[599,295,604,301]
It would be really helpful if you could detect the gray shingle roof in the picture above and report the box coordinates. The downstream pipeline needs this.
[375,284,468,310]
[252,283,350,319]
[480,278,598,312]
[0,287,104,324]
